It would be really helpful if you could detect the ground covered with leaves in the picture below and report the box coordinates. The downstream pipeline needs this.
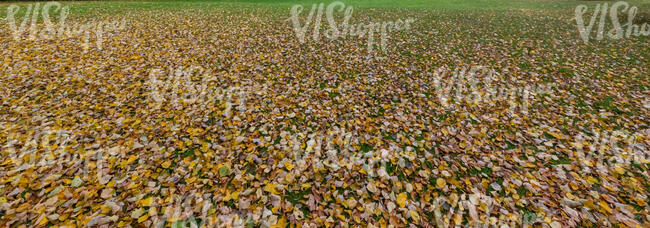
[0,3,649,227]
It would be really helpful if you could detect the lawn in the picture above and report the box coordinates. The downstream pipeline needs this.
[0,0,648,227]
[2,0,650,15]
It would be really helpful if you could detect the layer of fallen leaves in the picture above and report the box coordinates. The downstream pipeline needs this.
[0,5,649,228]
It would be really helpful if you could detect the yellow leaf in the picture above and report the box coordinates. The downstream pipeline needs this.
[149,207,158,216]
[544,217,552,224]
[223,191,232,201]
[396,193,407,208]
[127,155,137,164]
[454,213,462,225]
[600,201,612,214]
[138,214,150,223]
[201,141,210,152]
[586,176,598,185]
[284,161,295,171]
[436,178,446,189]
[38,216,49,226]
[565,192,575,200]
[140,197,153,207]
[265,183,279,195]
[270,216,287,228]
[230,191,240,201]
[107,180,116,188]
[614,166,625,175]
[409,210,421,221]
[163,161,172,169]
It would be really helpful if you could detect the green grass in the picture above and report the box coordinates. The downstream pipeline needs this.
[234,0,650,9]
[2,0,650,18]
